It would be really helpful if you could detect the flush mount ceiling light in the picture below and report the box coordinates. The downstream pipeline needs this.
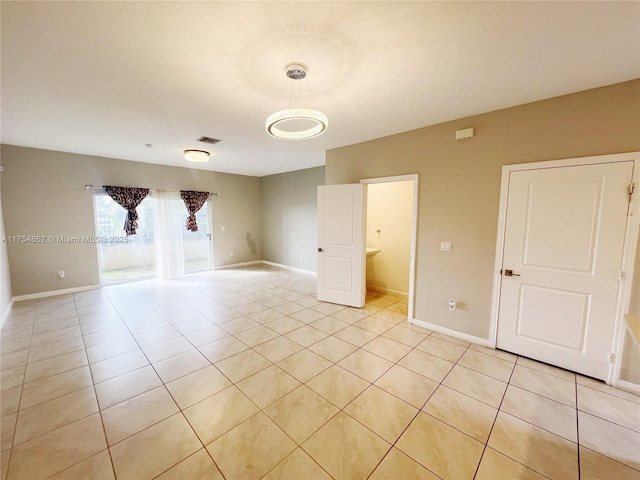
[184,149,210,162]
[266,63,328,140]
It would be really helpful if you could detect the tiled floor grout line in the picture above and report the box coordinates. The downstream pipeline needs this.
[4,270,640,479]
[101,292,218,480]
[4,307,37,480]
[73,295,118,480]
[204,299,413,479]
[103,280,358,478]
[469,351,547,480]
[146,313,236,480]
[574,389,640,433]
[4,298,109,478]
[293,321,422,480]
[5,297,489,479]
[185,281,346,478]
[362,328,459,480]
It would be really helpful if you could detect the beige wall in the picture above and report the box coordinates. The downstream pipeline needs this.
[261,167,324,272]
[620,330,640,384]
[629,234,640,317]
[327,80,640,339]
[366,180,413,295]
[1,145,262,296]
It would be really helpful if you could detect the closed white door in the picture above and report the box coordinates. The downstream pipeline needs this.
[497,161,634,379]
[317,184,366,307]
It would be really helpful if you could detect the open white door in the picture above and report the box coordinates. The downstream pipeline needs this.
[317,184,366,307]
[497,160,634,380]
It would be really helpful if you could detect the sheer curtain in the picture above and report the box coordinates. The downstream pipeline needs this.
[153,191,185,279]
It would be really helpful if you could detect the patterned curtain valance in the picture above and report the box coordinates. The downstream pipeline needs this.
[103,186,150,235]
[180,190,210,232]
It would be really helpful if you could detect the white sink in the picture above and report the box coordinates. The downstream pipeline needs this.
[366,248,381,258]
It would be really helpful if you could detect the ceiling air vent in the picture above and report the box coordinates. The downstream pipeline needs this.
[198,136,221,144]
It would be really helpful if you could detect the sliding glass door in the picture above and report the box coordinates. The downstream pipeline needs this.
[95,194,156,284]
[182,201,211,274]
[95,192,212,285]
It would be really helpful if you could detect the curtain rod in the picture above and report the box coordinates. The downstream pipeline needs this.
[85,184,217,197]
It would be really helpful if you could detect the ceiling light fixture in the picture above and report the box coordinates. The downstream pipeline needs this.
[266,63,328,140]
[184,149,210,162]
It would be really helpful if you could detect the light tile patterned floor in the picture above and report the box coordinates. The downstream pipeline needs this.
[1,265,639,479]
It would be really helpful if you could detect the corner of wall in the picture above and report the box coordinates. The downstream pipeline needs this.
[0,171,13,329]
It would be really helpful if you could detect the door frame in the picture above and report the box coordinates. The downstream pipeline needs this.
[205,197,214,272]
[489,152,640,385]
[360,174,419,321]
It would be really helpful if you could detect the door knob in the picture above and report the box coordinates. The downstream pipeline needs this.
[318,247,324,252]
[504,269,520,277]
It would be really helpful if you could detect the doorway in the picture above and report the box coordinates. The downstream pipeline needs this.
[363,180,414,303]
[95,193,156,284]
[362,175,419,319]
[490,152,639,382]
[316,174,418,317]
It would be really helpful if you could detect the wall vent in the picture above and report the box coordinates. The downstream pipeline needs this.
[198,136,221,144]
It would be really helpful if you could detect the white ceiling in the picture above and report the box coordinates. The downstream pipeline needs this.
[2,1,639,177]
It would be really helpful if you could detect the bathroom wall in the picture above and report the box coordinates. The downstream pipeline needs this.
[620,332,640,384]
[366,180,413,295]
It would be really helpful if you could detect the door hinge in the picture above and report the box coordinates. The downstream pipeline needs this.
[630,182,636,197]
[618,271,624,282]
[608,352,615,364]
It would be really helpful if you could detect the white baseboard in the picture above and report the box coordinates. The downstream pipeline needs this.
[214,260,263,270]
[367,286,408,298]
[1,298,14,330]
[12,284,101,302]
[262,261,317,276]
[410,317,490,347]
[613,378,640,395]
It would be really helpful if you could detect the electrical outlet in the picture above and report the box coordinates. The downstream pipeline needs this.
[448,299,457,311]
[58,270,65,279]
[230,251,234,257]
[300,255,304,261]
[289,253,293,259]
[441,242,452,252]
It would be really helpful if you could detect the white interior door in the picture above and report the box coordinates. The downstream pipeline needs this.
[317,184,366,307]
[497,161,634,380]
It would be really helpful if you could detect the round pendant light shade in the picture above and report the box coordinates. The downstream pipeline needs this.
[266,108,328,140]
[266,63,328,141]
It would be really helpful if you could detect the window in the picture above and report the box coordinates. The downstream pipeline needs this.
[94,191,212,285]
[95,194,156,285]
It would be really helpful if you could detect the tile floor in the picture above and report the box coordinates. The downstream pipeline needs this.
[1,265,639,479]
